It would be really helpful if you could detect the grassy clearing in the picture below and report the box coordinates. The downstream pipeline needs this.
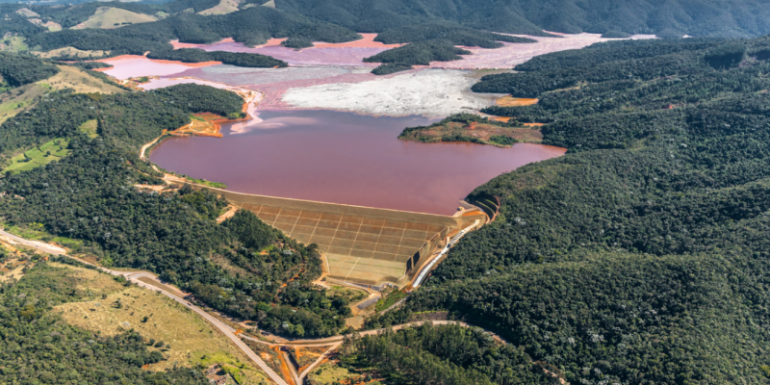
[0,36,28,53]
[54,274,270,384]
[198,0,242,15]
[186,176,228,189]
[1,223,84,251]
[3,138,70,174]
[374,290,407,312]
[73,7,157,29]
[308,363,357,385]
[79,119,99,139]
[326,285,367,304]
[44,65,124,94]
[0,65,120,126]
[0,259,33,283]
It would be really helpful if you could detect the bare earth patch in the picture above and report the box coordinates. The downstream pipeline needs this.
[496,96,538,107]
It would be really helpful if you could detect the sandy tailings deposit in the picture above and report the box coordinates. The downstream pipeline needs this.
[282,69,495,117]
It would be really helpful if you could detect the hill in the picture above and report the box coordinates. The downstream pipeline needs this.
[275,0,770,38]
[71,7,159,30]
[367,35,770,384]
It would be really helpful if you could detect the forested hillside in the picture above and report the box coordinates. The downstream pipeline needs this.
[22,6,361,56]
[370,35,770,384]
[0,75,352,339]
[337,323,553,385]
[276,0,770,38]
[0,261,209,384]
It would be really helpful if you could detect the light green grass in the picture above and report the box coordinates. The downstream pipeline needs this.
[1,36,28,53]
[375,290,407,312]
[309,363,356,385]
[0,99,32,114]
[78,119,99,139]
[186,176,227,189]
[195,352,270,385]
[3,138,70,174]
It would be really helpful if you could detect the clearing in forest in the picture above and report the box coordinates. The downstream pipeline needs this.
[3,138,70,174]
[0,65,121,125]
[72,7,157,29]
[198,0,242,15]
[53,263,271,384]
[495,96,539,107]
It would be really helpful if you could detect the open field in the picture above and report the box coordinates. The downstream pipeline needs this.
[45,65,125,94]
[78,119,99,138]
[3,138,70,174]
[198,0,242,15]
[0,65,121,127]
[0,35,28,52]
[54,266,271,384]
[72,7,157,30]
[0,223,83,251]
[28,18,62,32]
[307,363,357,385]
[0,259,32,283]
[14,7,39,17]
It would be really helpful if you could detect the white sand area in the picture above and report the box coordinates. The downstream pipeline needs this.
[281,69,501,117]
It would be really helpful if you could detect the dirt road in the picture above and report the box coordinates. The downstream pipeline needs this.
[1,228,509,383]
[0,228,289,385]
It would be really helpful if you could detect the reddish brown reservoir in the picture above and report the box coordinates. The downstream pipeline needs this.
[150,110,565,215]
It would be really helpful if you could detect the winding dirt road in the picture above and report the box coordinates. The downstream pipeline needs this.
[1,228,508,384]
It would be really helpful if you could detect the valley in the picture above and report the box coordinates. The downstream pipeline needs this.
[3,1,770,384]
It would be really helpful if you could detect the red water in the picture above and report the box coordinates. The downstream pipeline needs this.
[150,110,565,215]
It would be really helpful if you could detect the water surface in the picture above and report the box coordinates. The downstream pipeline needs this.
[150,110,565,215]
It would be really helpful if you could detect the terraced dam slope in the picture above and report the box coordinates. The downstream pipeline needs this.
[173,181,487,286]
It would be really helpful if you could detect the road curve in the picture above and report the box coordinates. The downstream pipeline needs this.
[2,228,509,383]
[0,229,289,385]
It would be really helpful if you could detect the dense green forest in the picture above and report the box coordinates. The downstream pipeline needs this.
[0,78,351,338]
[338,323,553,385]
[363,41,470,74]
[362,22,535,74]
[22,7,361,56]
[373,21,536,47]
[147,48,288,68]
[399,113,523,146]
[0,52,59,87]
[275,0,770,38]
[6,0,770,38]
[0,261,209,384]
[0,83,244,154]
[368,35,770,384]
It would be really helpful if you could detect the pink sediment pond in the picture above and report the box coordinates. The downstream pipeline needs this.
[427,32,656,69]
[150,109,566,215]
[96,55,221,79]
[169,33,401,66]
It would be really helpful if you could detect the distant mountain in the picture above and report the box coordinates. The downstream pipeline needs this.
[275,0,770,38]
